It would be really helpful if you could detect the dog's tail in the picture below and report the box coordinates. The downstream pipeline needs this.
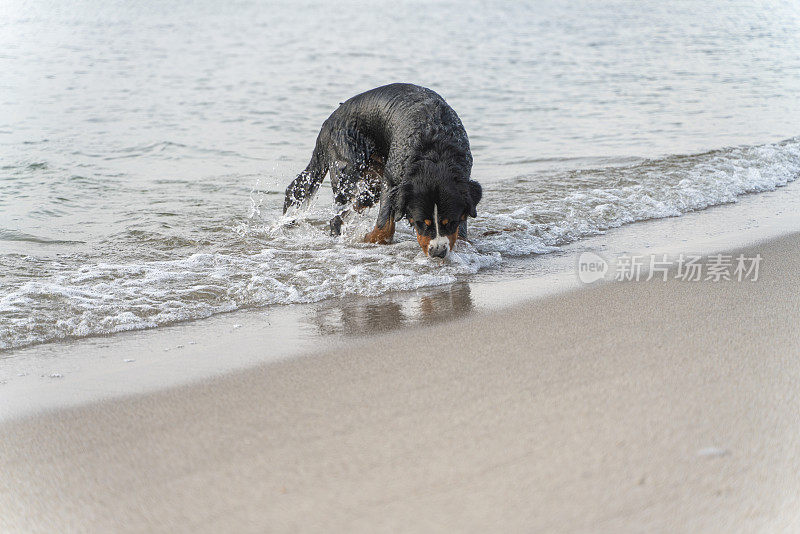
[283,137,329,214]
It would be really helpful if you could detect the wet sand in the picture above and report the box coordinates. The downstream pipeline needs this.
[2,233,800,533]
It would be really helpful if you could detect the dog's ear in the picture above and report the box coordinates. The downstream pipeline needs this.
[467,180,482,218]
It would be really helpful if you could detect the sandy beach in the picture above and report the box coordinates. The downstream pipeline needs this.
[2,232,799,533]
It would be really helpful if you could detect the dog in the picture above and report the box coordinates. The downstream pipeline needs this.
[283,83,482,258]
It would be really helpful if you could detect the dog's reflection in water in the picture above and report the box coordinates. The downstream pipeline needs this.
[310,283,474,337]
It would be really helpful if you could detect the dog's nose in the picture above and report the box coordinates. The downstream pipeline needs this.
[429,243,448,258]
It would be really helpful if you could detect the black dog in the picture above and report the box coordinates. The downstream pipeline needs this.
[283,83,482,258]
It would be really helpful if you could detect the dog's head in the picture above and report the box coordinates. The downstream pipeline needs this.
[390,159,482,258]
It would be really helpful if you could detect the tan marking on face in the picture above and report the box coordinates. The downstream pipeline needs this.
[441,218,449,226]
[416,232,431,255]
[447,228,459,251]
[461,214,467,221]
[424,219,431,227]
[363,217,396,244]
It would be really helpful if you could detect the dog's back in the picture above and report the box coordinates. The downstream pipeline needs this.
[324,83,471,174]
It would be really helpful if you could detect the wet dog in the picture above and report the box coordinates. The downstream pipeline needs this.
[283,83,482,258]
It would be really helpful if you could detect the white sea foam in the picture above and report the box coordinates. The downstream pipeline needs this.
[472,138,800,255]
[0,221,501,349]
[1,138,799,350]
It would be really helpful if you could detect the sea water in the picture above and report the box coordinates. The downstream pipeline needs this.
[2,0,800,349]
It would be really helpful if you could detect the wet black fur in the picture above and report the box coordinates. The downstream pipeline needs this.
[283,83,482,238]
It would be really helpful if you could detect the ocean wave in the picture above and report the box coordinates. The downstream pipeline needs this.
[473,138,800,255]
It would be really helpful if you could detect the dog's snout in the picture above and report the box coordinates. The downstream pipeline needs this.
[429,243,448,258]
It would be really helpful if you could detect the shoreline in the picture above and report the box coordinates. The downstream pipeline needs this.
[2,180,800,421]
[2,231,800,532]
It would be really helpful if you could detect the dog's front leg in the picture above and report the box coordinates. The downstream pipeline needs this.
[364,184,397,244]
[364,216,395,244]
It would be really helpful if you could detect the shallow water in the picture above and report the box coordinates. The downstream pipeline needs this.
[2,1,800,349]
